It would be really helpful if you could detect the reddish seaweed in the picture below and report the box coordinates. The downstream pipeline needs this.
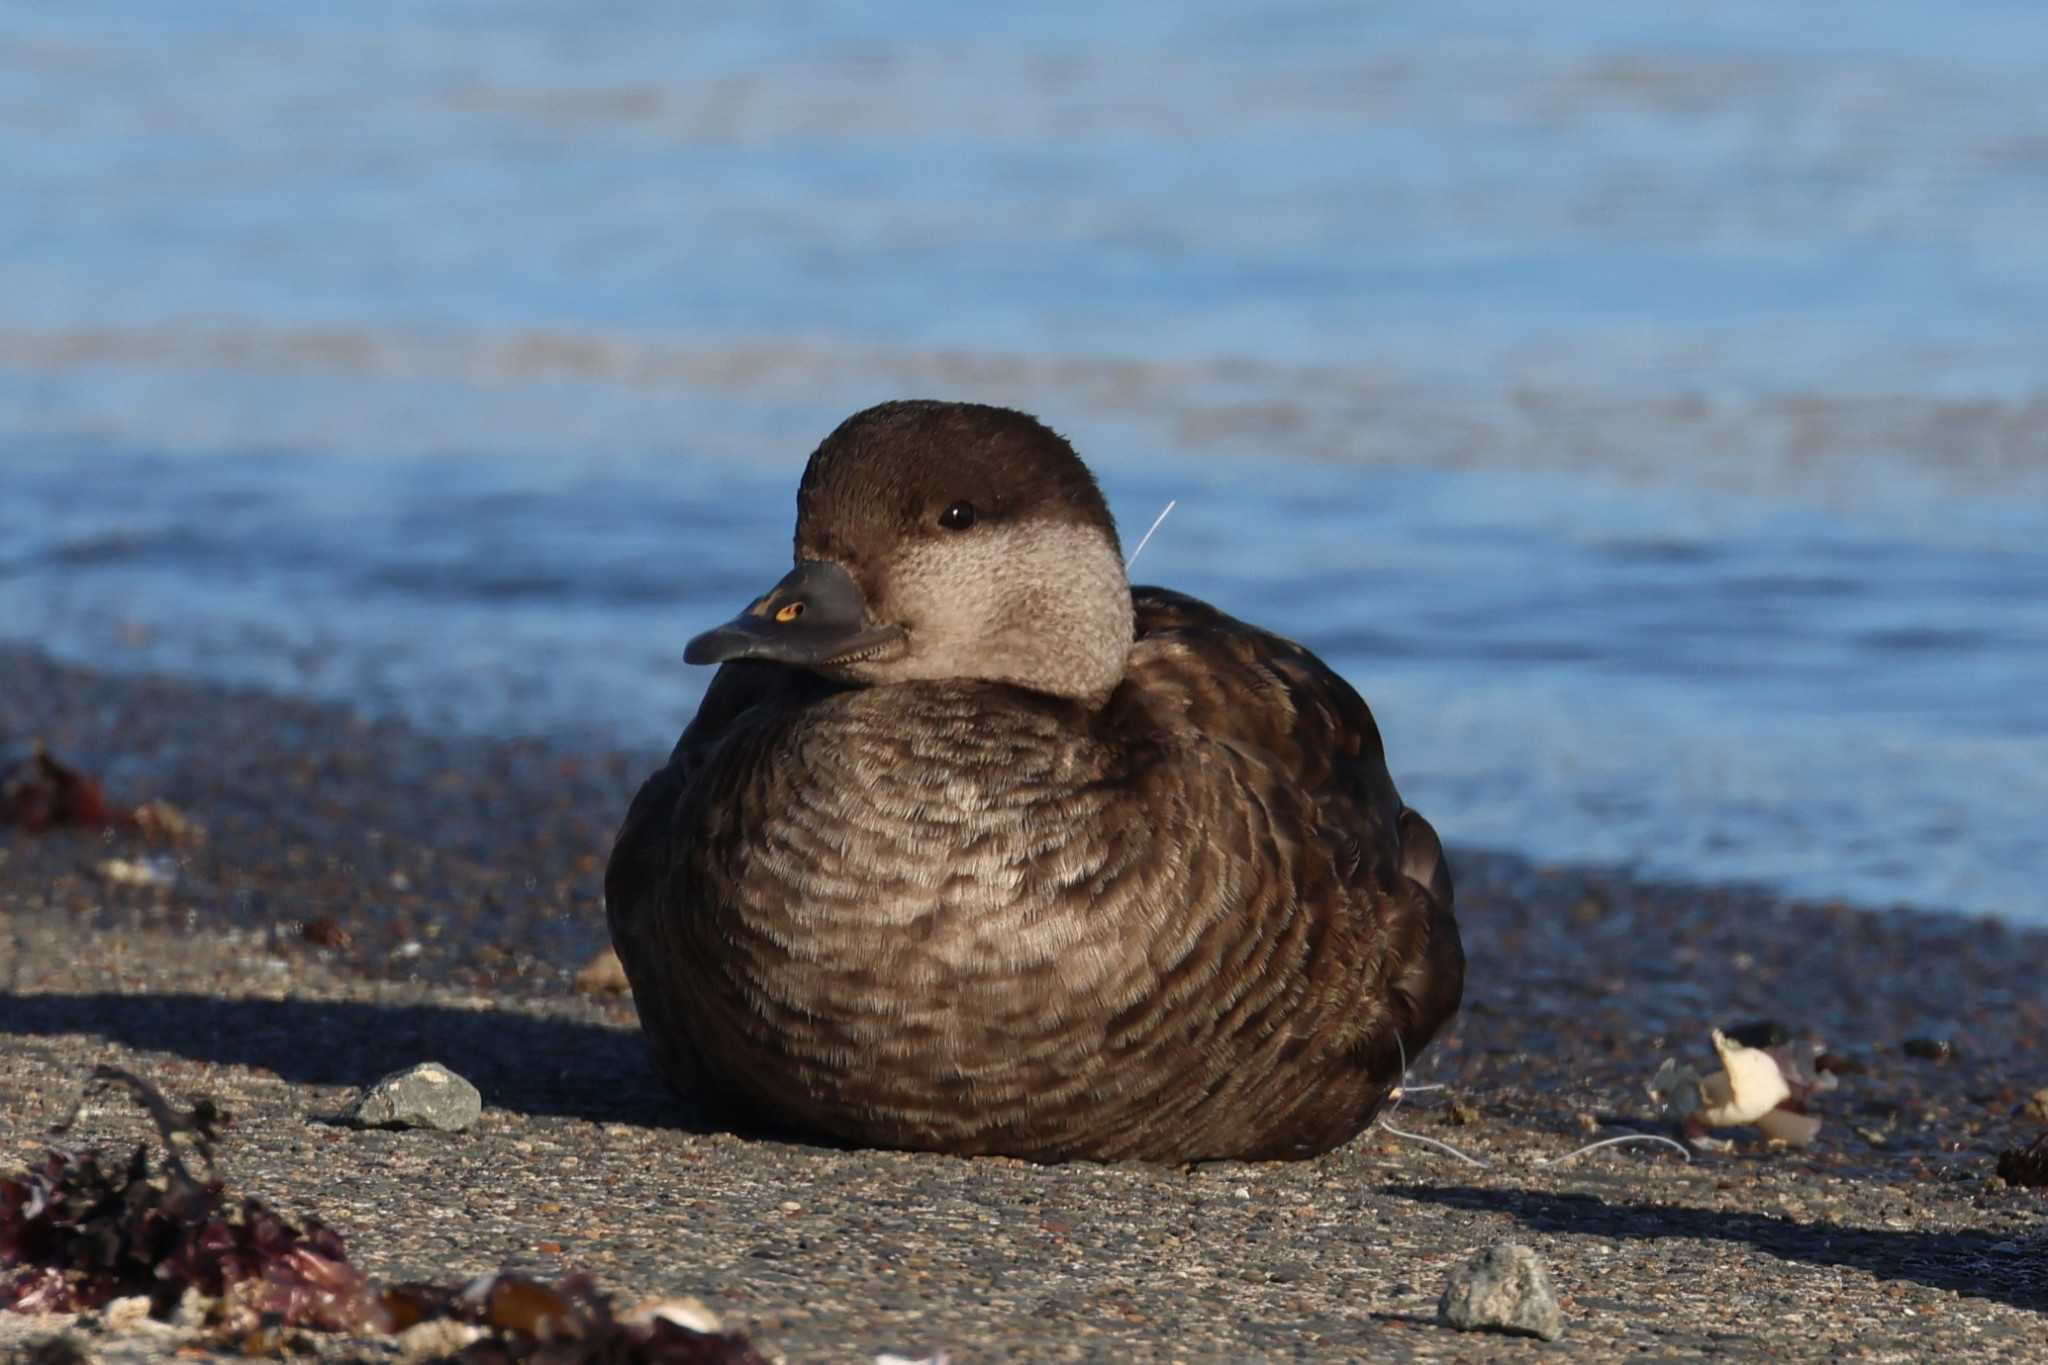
[2,1070,769,1362]
[3,1069,380,1332]
[0,744,135,834]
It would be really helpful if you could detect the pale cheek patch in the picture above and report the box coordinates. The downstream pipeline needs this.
[871,521,1132,698]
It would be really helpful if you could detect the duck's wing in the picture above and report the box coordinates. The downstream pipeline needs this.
[1125,586,1413,870]
[1122,585,1462,1074]
[607,661,779,915]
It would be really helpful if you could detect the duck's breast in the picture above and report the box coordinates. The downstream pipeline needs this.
[651,667,1409,1159]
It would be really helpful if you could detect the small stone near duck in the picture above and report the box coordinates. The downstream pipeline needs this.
[1437,1241,1565,1342]
[345,1062,482,1132]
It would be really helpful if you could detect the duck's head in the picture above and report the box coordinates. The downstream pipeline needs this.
[686,400,1134,704]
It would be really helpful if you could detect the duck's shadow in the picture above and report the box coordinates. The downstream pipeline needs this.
[12,994,2038,1315]
[1386,1184,2046,1315]
[1,991,702,1130]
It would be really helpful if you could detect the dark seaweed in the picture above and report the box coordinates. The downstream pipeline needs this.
[3,1071,770,1362]
[1997,1133,2048,1188]
[0,743,134,833]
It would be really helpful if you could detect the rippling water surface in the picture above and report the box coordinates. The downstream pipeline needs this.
[2,2,2043,921]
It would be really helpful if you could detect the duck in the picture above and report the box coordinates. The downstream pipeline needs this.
[606,400,1463,1162]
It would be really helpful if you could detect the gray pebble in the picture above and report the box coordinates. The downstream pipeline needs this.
[1438,1240,1565,1342]
[346,1062,483,1132]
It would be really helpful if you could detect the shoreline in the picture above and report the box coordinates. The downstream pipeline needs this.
[4,642,2044,1359]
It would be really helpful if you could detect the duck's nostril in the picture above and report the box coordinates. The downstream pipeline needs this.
[775,601,806,623]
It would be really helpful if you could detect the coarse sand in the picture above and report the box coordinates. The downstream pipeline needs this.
[3,645,2043,1361]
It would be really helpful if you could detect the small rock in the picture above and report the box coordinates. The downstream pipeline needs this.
[346,1062,483,1132]
[574,945,631,995]
[1901,1037,1958,1062]
[2022,1088,2048,1124]
[1438,1241,1565,1342]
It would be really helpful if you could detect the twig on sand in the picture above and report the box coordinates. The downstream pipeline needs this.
[51,1065,227,1189]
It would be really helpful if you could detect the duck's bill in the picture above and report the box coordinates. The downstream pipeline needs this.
[684,560,904,668]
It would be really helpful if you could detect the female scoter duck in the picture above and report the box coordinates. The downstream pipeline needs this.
[606,400,1463,1162]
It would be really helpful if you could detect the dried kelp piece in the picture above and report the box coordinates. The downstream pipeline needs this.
[300,917,355,951]
[0,743,136,834]
[437,1271,773,1363]
[0,742,203,842]
[1997,1133,2048,1188]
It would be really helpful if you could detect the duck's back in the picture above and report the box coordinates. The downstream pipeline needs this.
[606,588,1462,1161]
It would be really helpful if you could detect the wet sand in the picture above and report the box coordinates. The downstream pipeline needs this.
[2,641,2044,1360]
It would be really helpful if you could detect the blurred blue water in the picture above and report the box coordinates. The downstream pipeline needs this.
[1,2,2044,920]
[7,1,2048,379]
[5,433,2042,923]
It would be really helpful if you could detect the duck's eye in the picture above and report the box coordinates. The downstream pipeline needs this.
[938,500,977,531]
[774,601,805,623]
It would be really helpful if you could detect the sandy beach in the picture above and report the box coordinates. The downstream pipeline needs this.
[2,641,2043,1361]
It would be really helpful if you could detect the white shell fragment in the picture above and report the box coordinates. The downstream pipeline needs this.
[1649,1028,1826,1148]
[1696,1029,1792,1127]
